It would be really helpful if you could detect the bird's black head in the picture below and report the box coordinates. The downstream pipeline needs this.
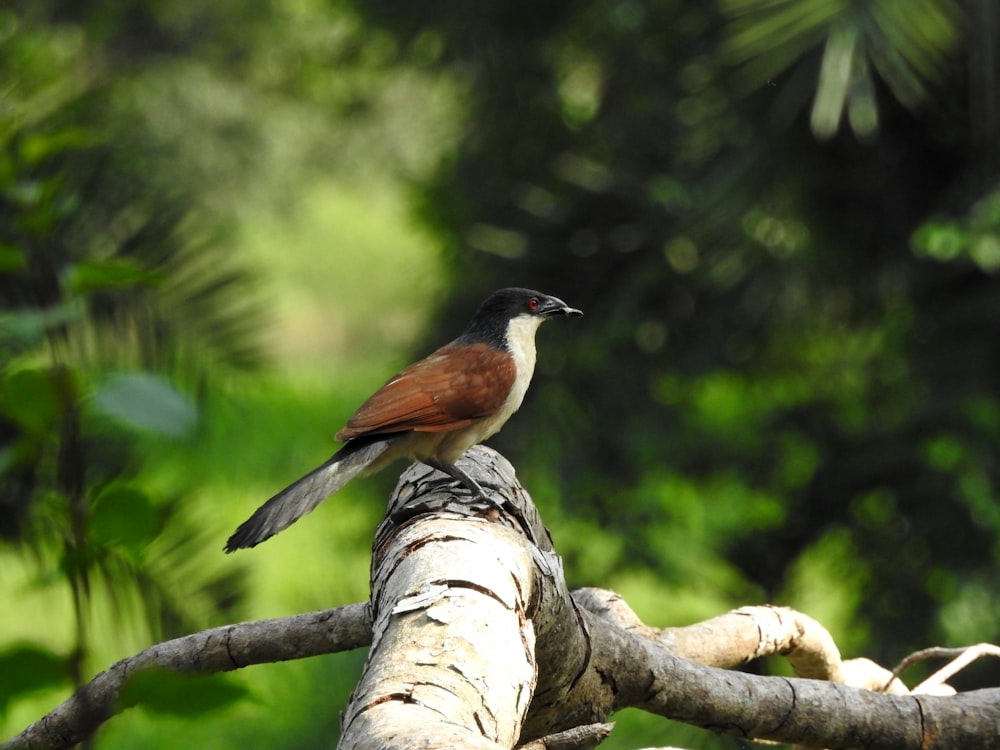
[460,288,582,348]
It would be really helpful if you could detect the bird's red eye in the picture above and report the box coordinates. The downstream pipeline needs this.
[528,297,539,310]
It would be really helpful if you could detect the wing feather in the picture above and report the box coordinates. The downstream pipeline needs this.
[335,343,516,441]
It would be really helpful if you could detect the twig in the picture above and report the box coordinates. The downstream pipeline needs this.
[886,643,1000,694]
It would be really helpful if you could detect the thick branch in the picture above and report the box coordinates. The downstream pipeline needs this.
[573,589,908,692]
[338,453,545,749]
[594,626,1000,748]
[7,446,1000,750]
[336,448,1000,749]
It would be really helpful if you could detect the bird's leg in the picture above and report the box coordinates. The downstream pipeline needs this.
[424,459,505,505]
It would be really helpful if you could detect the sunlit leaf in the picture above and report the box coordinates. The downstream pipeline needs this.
[846,59,878,138]
[92,372,198,438]
[811,22,857,139]
[63,258,161,295]
[120,669,251,717]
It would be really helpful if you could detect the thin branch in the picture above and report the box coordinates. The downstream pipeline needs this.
[515,723,615,750]
[887,643,1000,695]
[1,603,371,750]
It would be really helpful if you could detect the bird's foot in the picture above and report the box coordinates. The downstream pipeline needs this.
[468,479,508,509]
[425,460,508,508]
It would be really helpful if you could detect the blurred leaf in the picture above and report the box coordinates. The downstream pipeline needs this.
[19,127,98,166]
[92,372,198,438]
[779,526,871,655]
[0,11,259,725]
[722,0,961,138]
[63,258,161,295]
[963,396,1000,435]
[923,434,964,472]
[4,179,46,209]
[90,484,159,555]
[811,22,857,139]
[59,537,100,580]
[970,233,1000,273]
[120,669,251,717]
[911,221,967,261]
[912,191,1000,272]
[0,301,85,348]
[0,643,69,715]
[0,244,26,274]
[0,368,61,435]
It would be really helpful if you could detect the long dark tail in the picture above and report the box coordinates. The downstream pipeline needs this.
[224,437,394,552]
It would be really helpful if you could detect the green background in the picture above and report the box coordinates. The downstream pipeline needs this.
[2,1,999,747]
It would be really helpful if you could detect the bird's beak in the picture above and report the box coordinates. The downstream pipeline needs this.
[538,295,583,318]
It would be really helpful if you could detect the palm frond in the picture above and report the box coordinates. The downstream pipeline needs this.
[721,0,962,138]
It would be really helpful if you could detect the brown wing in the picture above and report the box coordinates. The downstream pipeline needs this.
[335,342,516,441]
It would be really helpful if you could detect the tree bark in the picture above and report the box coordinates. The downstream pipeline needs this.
[0,605,371,750]
[5,446,1000,750]
[337,447,1000,749]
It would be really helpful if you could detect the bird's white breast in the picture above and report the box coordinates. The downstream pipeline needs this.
[498,313,541,415]
[476,314,540,438]
[428,314,542,464]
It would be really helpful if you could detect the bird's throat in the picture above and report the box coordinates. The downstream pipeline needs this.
[489,314,541,430]
[504,314,542,384]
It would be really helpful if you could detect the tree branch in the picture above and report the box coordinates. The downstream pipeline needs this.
[1,604,371,750]
[6,446,1000,750]
[573,589,909,692]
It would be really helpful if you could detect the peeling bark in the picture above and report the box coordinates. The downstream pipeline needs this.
[337,448,1000,749]
[338,456,542,748]
[5,446,1000,750]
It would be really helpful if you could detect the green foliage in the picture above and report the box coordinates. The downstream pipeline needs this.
[91,373,198,439]
[0,8,263,734]
[721,0,962,138]
[779,526,871,656]
[912,189,1000,272]
[88,484,159,556]
[1,368,61,436]
[0,300,84,354]
[119,669,251,717]
[63,258,162,296]
[2,3,451,742]
[0,643,69,718]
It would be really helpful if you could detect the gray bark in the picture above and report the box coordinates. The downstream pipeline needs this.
[5,446,1000,750]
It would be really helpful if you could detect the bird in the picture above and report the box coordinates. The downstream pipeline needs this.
[224,287,582,552]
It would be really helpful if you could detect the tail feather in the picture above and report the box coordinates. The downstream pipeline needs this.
[224,438,393,552]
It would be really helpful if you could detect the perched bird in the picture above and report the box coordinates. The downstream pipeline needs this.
[225,287,582,551]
